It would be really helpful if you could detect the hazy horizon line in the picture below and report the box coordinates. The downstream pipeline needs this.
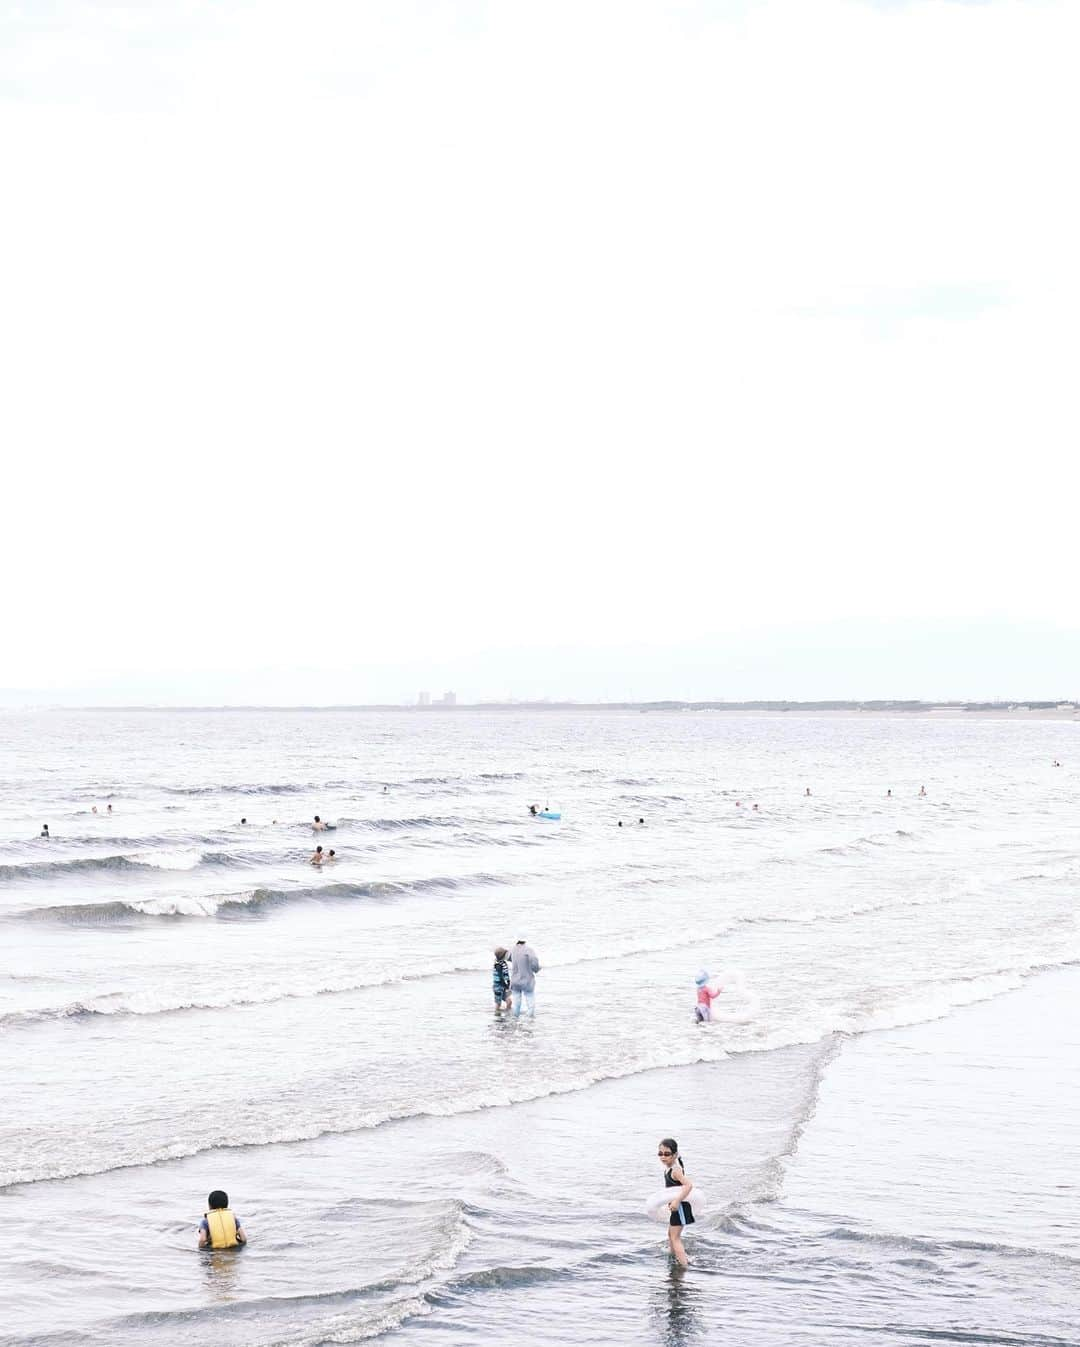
[9,698,1080,714]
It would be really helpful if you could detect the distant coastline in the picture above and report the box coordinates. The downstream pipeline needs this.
[36,700,1080,717]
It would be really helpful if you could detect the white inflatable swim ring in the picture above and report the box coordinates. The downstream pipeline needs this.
[643,1186,707,1224]
[708,967,747,991]
[710,990,760,1024]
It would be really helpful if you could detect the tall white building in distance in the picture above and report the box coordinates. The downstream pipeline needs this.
[417,691,431,707]
[442,691,457,706]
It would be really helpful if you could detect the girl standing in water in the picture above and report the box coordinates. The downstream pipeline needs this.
[658,1137,694,1267]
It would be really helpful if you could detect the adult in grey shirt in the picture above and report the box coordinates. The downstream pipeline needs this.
[509,939,540,1018]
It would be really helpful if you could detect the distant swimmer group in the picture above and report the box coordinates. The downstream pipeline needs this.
[227,814,346,863]
[40,804,114,838]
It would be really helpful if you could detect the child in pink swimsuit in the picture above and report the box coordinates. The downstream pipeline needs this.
[694,970,722,1022]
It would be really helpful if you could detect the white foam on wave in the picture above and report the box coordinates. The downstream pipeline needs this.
[129,848,206,871]
[125,893,235,917]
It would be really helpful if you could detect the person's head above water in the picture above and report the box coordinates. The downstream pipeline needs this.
[240,818,247,824]
[327,849,335,857]
[314,815,321,822]
[207,1190,229,1209]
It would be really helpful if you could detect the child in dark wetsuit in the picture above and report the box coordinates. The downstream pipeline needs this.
[658,1137,694,1266]
[492,946,511,1011]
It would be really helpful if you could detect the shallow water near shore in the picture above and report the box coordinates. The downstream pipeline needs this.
[2,708,1079,1345]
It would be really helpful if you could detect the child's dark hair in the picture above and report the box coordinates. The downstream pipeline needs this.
[207,1190,229,1209]
[659,1138,679,1161]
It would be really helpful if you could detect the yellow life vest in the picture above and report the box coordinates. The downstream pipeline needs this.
[206,1207,239,1249]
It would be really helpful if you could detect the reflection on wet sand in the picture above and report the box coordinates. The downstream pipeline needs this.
[652,1263,705,1347]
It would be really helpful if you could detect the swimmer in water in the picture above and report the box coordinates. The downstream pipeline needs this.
[107,803,112,814]
[657,1138,694,1267]
[198,1189,247,1249]
[325,849,336,862]
[92,805,98,815]
[40,823,50,839]
[310,845,324,865]
[805,787,812,797]
[529,804,539,817]
[313,816,326,832]
[240,817,247,825]
[919,785,927,797]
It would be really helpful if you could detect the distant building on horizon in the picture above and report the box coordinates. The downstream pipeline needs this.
[418,691,431,706]
[441,690,457,706]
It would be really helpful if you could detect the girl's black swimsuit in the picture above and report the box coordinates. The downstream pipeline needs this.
[665,1164,694,1227]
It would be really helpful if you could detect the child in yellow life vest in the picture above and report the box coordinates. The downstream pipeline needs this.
[198,1190,247,1249]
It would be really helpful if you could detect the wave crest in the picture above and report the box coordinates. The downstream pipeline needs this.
[18,871,507,925]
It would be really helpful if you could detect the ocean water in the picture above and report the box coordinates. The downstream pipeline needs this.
[1,707,1079,1346]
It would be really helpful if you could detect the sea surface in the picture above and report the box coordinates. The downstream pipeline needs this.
[1,708,1078,1346]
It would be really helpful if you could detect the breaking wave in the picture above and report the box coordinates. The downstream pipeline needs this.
[16,871,509,925]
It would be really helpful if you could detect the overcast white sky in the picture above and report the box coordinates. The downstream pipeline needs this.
[2,0,1077,704]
